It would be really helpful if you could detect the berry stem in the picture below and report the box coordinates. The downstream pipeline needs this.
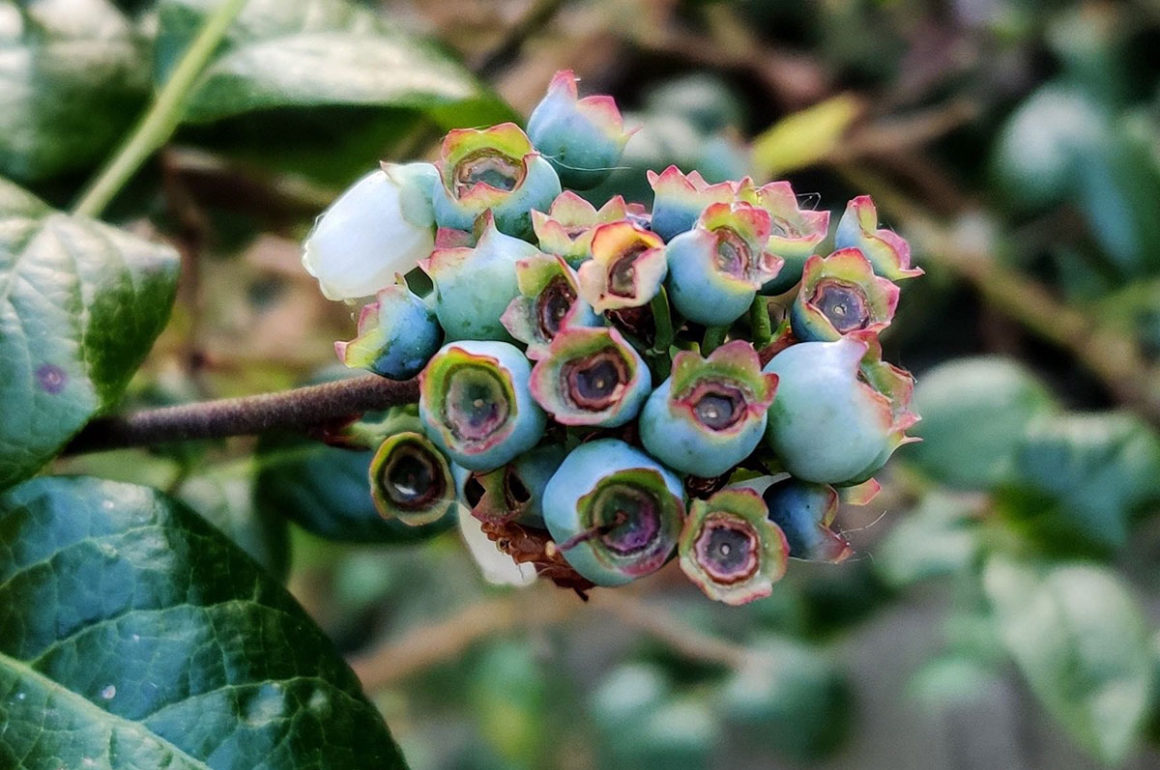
[63,375,418,455]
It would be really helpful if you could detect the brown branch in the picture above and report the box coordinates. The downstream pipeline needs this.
[64,375,418,455]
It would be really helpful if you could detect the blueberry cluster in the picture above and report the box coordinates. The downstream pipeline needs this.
[303,71,921,604]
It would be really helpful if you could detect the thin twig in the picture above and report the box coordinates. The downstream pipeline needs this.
[590,591,751,668]
[350,587,579,690]
[64,375,418,455]
[73,0,250,218]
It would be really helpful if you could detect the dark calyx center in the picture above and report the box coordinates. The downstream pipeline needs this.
[536,276,577,338]
[608,244,649,297]
[445,367,510,442]
[592,482,662,555]
[454,150,523,196]
[686,381,747,431]
[713,227,751,279]
[381,446,444,510]
[695,519,759,581]
[563,349,630,411]
[812,279,870,333]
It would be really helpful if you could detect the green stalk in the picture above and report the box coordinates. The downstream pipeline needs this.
[72,0,249,219]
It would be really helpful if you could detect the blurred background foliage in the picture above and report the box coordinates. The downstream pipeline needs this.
[14,0,1160,766]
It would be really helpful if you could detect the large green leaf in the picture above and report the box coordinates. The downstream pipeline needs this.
[157,0,515,126]
[0,476,407,769]
[983,556,1154,764]
[0,0,150,181]
[910,357,1057,489]
[874,493,981,587]
[1009,411,1160,550]
[0,178,179,491]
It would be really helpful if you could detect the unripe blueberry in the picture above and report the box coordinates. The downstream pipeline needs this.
[529,326,651,427]
[500,253,599,360]
[647,165,737,241]
[461,443,566,526]
[335,281,441,379]
[527,70,632,190]
[419,340,547,471]
[639,341,777,476]
[834,196,923,281]
[577,221,668,313]
[421,214,545,342]
[740,180,830,295]
[431,122,561,238]
[369,431,457,527]
[666,202,784,326]
[761,477,852,562]
[302,163,438,300]
[543,439,686,586]
[790,249,899,342]
[679,488,789,604]
[763,334,918,484]
[532,191,644,268]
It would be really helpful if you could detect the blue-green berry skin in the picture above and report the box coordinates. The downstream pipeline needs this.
[370,292,442,379]
[666,230,755,326]
[508,443,567,526]
[542,439,685,586]
[428,229,543,342]
[762,340,889,484]
[419,340,547,471]
[432,156,562,238]
[651,203,700,244]
[761,479,833,559]
[638,377,766,477]
[527,106,622,190]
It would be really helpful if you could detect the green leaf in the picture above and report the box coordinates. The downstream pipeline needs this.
[983,556,1154,764]
[910,357,1057,489]
[0,476,407,769]
[0,178,179,491]
[1010,411,1160,549]
[178,475,290,581]
[157,0,515,126]
[254,431,454,544]
[0,0,150,181]
[875,493,981,587]
[721,635,851,763]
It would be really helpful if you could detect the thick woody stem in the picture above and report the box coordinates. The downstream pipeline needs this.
[64,375,418,455]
